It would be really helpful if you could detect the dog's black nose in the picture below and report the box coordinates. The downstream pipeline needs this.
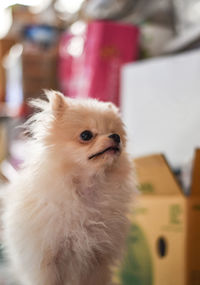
[109,133,120,144]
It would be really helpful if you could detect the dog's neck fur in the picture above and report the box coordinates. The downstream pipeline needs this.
[23,151,114,203]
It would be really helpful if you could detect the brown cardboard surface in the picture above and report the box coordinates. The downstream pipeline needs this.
[135,154,182,196]
[187,149,200,284]
[115,150,200,285]
[187,197,200,285]
[133,196,187,285]
[22,48,58,99]
[191,149,200,196]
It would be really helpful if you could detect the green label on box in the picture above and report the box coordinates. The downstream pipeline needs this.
[118,224,153,285]
[139,183,155,194]
[169,204,182,225]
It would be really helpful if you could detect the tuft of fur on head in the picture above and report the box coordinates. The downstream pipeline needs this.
[2,90,136,285]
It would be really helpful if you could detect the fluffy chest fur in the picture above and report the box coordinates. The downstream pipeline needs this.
[3,165,131,275]
[38,173,129,261]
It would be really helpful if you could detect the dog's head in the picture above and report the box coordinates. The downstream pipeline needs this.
[28,91,127,173]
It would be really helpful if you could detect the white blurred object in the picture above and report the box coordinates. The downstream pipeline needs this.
[174,0,200,33]
[1,160,18,181]
[0,138,28,181]
[167,0,200,53]
[0,0,46,9]
[67,36,84,57]
[0,0,52,38]
[0,8,12,39]
[121,49,200,168]
[3,44,23,116]
[55,0,84,14]
[141,23,173,56]
[180,160,193,194]
[70,21,86,35]
[29,0,52,13]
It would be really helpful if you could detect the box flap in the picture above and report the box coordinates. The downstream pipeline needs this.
[190,149,200,196]
[134,154,183,195]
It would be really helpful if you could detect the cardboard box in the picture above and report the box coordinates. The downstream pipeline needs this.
[22,47,58,100]
[114,149,200,285]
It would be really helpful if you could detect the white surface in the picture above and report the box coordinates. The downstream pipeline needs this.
[121,50,200,168]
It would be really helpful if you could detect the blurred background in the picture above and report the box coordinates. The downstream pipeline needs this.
[0,0,200,284]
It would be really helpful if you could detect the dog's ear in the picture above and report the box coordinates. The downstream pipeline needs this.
[45,90,68,115]
[107,102,119,114]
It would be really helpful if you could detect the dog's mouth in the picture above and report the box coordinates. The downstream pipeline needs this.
[88,146,120,160]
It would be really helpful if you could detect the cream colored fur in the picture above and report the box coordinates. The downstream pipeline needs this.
[2,91,136,285]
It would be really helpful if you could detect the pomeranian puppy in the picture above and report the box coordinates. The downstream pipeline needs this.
[2,91,135,285]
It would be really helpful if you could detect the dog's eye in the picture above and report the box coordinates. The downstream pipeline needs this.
[80,130,93,141]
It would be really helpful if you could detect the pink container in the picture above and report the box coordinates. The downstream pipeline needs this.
[58,21,139,107]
